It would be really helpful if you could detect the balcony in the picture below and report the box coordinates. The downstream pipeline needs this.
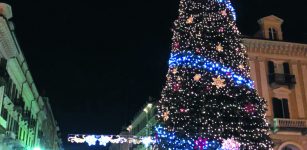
[269,73,296,88]
[271,118,307,134]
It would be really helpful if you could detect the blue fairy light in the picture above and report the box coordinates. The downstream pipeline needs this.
[169,51,254,89]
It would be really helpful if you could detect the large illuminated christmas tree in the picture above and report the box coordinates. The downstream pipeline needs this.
[156,0,273,149]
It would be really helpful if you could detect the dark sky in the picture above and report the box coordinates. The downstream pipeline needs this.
[2,0,307,149]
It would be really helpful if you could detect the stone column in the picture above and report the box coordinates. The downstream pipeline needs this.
[259,57,272,116]
[249,57,258,89]
[292,62,305,118]
[302,65,307,117]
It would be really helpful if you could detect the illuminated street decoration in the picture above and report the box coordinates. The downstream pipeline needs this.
[169,51,254,88]
[68,134,154,147]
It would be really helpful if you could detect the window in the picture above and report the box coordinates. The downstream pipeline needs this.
[282,144,300,150]
[268,61,275,74]
[269,27,278,40]
[268,61,291,74]
[0,103,8,120]
[272,98,290,118]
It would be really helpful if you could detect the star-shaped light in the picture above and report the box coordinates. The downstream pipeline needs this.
[216,43,224,52]
[172,68,178,74]
[194,74,202,81]
[212,76,226,89]
[221,10,227,16]
[238,64,244,70]
[163,111,170,121]
[186,16,194,24]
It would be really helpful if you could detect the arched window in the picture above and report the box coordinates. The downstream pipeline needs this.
[282,144,300,150]
[269,27,278,40]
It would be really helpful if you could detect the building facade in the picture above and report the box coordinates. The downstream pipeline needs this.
[0,3,63,150]
[246,15,307,150]
[127,15,307,150]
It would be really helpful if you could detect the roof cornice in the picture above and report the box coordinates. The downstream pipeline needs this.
[243,38,307,57]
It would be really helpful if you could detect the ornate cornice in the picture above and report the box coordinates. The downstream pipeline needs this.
[243,38,307,58]
[0,17,18,58]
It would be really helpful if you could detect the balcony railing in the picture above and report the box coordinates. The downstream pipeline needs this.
[269,73,296,87]
[22,111,31,122]
[272,118,307,133]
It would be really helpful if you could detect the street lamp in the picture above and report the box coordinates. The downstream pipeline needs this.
[33,147,41,150]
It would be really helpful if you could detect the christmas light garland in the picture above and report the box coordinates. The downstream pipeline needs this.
[169,51,254,88]
[67,134,154,147]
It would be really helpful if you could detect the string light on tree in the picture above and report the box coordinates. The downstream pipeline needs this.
[156,0,273,148]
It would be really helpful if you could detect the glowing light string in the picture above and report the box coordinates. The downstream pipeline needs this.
[168,51,254,88]
[68,134,154,147]
[155,125,221,149]
[217,0,237,20]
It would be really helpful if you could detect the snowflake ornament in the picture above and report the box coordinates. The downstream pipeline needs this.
[85,135,98,146]
[98,136,111,146]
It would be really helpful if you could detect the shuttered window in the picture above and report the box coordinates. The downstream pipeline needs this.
[283,62,290,74]
[268,61,275,74]
[272,98,290,118]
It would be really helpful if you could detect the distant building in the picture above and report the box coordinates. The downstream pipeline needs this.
[124,15,307,150]
[0,3,63,150]
[109,98,157,150]
[129,101,157,150]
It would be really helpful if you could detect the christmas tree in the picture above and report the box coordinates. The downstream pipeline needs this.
[156,0,273,149]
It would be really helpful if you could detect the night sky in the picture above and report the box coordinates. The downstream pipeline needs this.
[2,0,307,149]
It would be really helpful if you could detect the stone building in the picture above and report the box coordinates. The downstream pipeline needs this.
[246,15,307,150]
[0,3,63,150]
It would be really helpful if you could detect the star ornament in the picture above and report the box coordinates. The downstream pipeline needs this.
[221,10,227,16]
[163,111,170,122]
[194,74,202,81]
[172,68,178,74]
[238,64,244,70]
[212,75,226,89]
[186,16,194,24]
[216,43,224,52]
